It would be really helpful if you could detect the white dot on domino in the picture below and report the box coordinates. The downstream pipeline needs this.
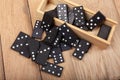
[90,27,93,29]
[59,54,61,56]
[63,4,66,7]
[20,43,23,46]
[32,55,35,57]
[81,51,84,54]
[16,45,19,47]
[90,19,93,22]
[80,7,83,9]
[60,68,63,70]
[52,51,55,53]
[67,29,69,32]
[40,51,43,53]
[55,61,57,63]
[81,12,83,15]
[79,45,81,47]
[21,51,24,54]
[62,33,65,35]
[97,16,100,20]
[42,67,45,70]
[86,42,90,45]
[48,70,51,72]
[77,48,80,51]
[60,57,62,59]
[74,53,77,56]
[52,71,54,74]
[21,36,24,39]
[42,21,45,24]
[94,23,97,26]
[17,37,20,40]
[50,64,53,67]
[79,56,82,59]
[33,58,35,60]
[48,37,51,39]
[54,66,57,68]
[64,44,66,47]
[53,55,56,58]
[57,73,60,76]
[86,23,89,26]
[69,36,72,39]
[61,59,63,62]
[25,43,29,46]
[12,46,15,49]
[44,49,46,52]
[80,27,83,29]
[32,52,34,54]
[54,58,56,60]
[47,47,50,50]
[90,23,93,26]
[74,8,77,10]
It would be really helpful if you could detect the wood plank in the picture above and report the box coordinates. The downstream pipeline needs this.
[28,0,42,27]
[113,0,120,17]
[0,0,41,80]
[0,36,5,80]
[0,1,5,79]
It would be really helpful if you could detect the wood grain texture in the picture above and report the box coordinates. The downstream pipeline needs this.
[0,0,120,80]
[70,0,120,79]
[0,0,41,80]
[113,0,120,18]
[28,0,42,27]
[0,36,5,80]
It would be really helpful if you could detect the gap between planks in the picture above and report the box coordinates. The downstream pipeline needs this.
[27,0,43,80]
[0,35,6,80]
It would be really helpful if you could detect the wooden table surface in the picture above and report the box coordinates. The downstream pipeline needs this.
[0,0,120,80]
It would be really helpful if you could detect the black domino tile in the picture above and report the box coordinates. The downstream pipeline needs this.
[47,8,57,18]
[60,43,72,51]
[27,38,40,61]
[40,11,54,32]
[72,39,91,60]
[44,27,59,45]
[73,6,88,30]
[57,4,68,22]
[58,23,80,47]
[32,20,43,39]
[51,47,64,64]
[11,32,30,52]
[41,62,63,77]
[52,32,62,47]
[68,9,75,24]
[86,11,106,31]
[35,42,51,65]
[97,24,111,40]
[19,42,31,58]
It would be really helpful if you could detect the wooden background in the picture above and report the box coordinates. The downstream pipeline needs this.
[0,0,120,80]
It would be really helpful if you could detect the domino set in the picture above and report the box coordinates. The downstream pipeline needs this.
[11,2,116,77]
[37,0,117,49]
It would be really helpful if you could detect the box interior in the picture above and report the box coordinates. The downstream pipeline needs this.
[37,0,117,48]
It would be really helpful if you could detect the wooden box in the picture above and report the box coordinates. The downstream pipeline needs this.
[37,0,117,49]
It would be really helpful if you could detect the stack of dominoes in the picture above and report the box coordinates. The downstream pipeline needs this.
[11,4,111,77]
